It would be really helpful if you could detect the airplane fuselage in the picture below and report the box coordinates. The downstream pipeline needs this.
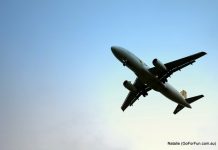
[111,46,191,108]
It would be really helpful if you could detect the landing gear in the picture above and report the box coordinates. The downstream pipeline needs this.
[142,91,148,97]
[123,60,127,66]
[162,78,168,83]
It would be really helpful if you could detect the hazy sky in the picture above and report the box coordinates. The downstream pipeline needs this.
[1,0,218,150]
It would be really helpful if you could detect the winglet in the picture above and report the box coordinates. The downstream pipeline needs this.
[193,51,207,60]
[199,51,207,56]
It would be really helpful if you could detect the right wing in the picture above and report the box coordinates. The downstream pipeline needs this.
[149,51,206,83]
[121,78,151,111]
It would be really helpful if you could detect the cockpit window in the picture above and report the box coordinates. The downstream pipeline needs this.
[139,59,143,64]
[139,59,146,66]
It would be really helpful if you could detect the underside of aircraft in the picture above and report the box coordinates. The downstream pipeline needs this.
[111,46,207,114]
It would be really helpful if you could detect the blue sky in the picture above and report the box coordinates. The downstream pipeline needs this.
[1,0,218,150]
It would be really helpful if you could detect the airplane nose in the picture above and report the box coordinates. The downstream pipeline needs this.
[111,46,116,52]
[111,46,118,56]
[111,46,124,60]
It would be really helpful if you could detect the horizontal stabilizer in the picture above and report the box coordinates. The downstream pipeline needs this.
[173,95,204,114]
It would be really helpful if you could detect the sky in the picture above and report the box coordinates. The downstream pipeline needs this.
[1,0,218,150]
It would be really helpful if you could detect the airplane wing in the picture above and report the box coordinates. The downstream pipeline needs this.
[149,51,207,82]
[121,78,151,111]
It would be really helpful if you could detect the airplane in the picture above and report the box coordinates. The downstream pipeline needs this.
[111,46,207,114]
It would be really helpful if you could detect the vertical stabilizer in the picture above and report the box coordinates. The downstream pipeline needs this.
[180,90,187,99]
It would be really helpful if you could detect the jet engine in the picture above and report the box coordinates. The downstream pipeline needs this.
[152,58,167,72]
[123,80,137,92]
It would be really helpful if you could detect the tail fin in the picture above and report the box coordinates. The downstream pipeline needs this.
[180,90,187,99]
[173,95,204,114]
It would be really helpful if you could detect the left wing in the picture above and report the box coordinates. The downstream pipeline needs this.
[149,51,207,82]
[121,78,151,111]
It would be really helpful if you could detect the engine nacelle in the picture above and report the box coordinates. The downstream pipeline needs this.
[152,58,167,72]
[123,80,137,92]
